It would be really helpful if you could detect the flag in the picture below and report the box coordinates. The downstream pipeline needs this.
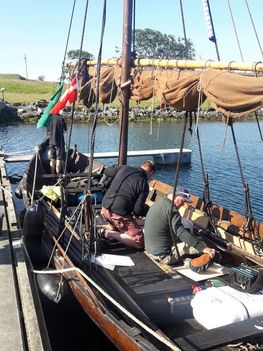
[37,82,64,128]
[201,0,216,43]
[50,76,78,115]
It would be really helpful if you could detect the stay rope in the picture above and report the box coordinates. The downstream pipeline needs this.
[194,81,219,231]
[64,0,90,175]
[179,0,188,59]
[132,0,136,56]
[227,0,244,62]
[60,0,77,82]
[168,113,188,264]
[84,0,107,267]
[86,0,107,191]
[244,0,263,58]
[229,120,256,237]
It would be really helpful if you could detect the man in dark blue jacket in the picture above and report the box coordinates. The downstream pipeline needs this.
[101,160,155,249]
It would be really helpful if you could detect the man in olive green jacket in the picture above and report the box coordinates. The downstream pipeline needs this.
[144,186,215,265]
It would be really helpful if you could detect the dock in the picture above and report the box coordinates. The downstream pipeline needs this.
[2,148,192,165]
[0,156,49,350]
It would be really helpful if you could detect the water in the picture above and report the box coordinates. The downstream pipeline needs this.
[2,119,263,221]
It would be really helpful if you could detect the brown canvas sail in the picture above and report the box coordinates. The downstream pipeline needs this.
[130,70,154,101]
[78,64,263,117]
[202,69,263,118]
[158,70,206,111]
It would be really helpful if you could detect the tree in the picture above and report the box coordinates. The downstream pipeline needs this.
[134,28,195,60]
[67,49,95,60]
[38,75,45,81]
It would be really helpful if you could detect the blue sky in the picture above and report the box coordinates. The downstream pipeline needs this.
[1,0,262,81]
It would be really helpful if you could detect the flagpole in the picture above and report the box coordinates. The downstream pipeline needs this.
[118,0,133,166]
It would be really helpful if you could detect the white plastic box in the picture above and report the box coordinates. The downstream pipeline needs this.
[191,286,263,329]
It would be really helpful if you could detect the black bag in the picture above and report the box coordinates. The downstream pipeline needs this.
[229,265,263,293]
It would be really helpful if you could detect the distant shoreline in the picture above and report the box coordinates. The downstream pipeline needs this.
[1,99,263,125]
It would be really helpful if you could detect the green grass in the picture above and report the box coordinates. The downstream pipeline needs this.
[0,74,60,103]
[0,73,212,110]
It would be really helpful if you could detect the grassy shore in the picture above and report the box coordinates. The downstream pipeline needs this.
[0,74,60,103]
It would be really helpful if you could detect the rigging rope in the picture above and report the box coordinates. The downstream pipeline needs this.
[84,0,107,267]
[227,0,244,62]
[229,121,255,235]
[244,0,263,58]
[255,111,263,142]
[31,145,40,204]
[87,0,107,191]
[179,0,188,59]
[60,0,77,82]
[33,267,180,351]
[168,113,188,264]
[132,0,136,56]
[64,0,90,174]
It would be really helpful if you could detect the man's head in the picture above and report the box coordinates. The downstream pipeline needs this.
[140,160,156,179]
[167,186,192,208]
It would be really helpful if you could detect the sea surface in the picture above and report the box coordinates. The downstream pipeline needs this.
[2,119,263,221]
[1,119,263,349]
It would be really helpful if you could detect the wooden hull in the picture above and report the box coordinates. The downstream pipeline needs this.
[20,150,263,350]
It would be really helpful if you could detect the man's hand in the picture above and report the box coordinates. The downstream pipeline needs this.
[203,247,215,258]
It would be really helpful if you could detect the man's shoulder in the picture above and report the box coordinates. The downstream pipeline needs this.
[119,165,140,175]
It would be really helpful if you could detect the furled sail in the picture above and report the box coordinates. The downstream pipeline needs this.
[77,64,263,118]
[159,70,206,111]
[202,69,263,117]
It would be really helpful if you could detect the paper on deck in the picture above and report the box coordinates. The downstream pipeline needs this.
[175,261,229,282]
[92,254,135,270]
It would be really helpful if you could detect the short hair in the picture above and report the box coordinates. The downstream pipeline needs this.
[141,160,156,173]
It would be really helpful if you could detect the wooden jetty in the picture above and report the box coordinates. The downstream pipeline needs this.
[1,148,192,165]
[0,155,50,350]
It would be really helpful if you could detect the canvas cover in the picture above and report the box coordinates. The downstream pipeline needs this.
[77,65,263,118]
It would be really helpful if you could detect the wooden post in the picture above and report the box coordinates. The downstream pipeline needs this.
[118,0,133,165]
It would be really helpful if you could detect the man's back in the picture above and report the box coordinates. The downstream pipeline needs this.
[102,165,149,216]
[49,115,66,147]
[144,198,174,256]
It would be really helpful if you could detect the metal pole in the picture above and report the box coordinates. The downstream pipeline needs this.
[0,88,5,100]
[24,54,28,80]
[118,0,133,166]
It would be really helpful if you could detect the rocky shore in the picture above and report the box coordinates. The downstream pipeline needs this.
[0,99,262,125]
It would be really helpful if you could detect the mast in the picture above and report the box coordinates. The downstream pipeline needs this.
[118,0,133,166]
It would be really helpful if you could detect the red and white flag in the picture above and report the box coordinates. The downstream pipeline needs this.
[51,76,77,114]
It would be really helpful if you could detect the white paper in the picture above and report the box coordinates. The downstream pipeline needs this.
[174,260,228,282]
[91,254,135,270]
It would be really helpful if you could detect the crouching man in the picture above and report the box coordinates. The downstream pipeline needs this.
[144,186,215,267]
